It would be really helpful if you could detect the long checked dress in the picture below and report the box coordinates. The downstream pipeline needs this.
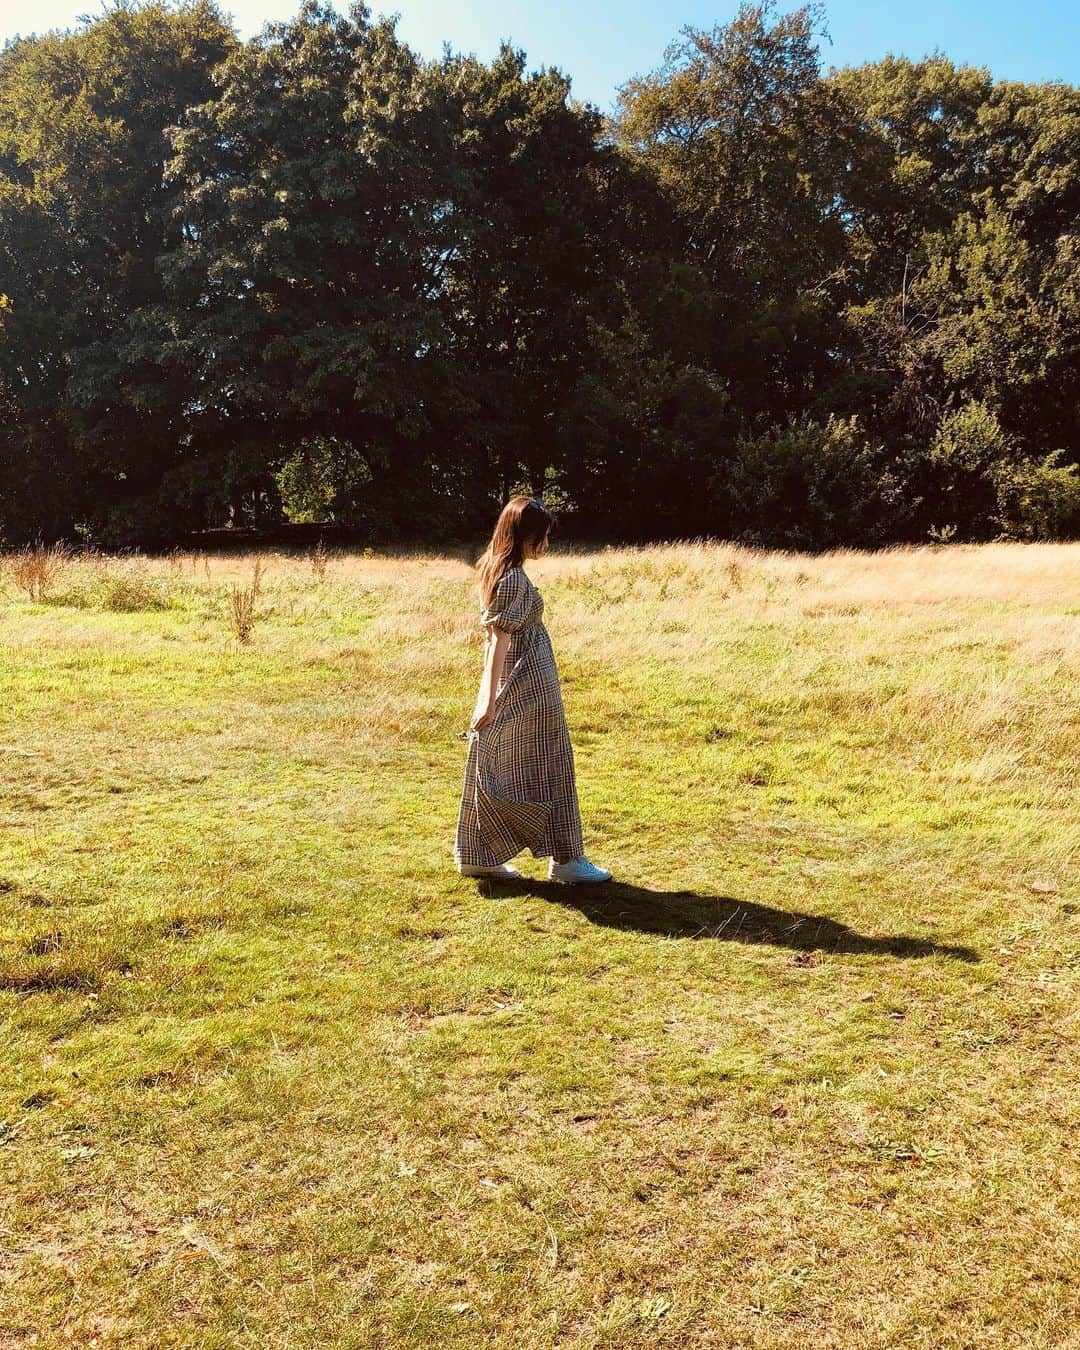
[455,566,585,868]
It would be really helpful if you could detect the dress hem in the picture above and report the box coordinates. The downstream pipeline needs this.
[454,842,565,868]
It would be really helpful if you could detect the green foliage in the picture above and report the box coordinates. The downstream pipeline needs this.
[992,451,1080,541]
[718,414,906,549]
[826,62,1080,471]
[0,1,1077,545]
[275,442,340,527]
[45,559,175,611]
[908,401,1012,540]
[561,301,730,536]
[275,439,372,526]
[930,402,1010,475]
[437,44,627,498]
[0,1,235,542]
[612,4,850,419]
[92,567,175,613]
[146,3,452,534]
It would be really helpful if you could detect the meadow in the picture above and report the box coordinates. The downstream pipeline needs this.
[0,539,1077,1348]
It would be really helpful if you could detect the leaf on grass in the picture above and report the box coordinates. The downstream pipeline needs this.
[180,1222,231,1274]
[59,1143,95,1161]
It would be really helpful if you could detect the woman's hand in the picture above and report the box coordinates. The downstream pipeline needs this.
[470,704,494,732]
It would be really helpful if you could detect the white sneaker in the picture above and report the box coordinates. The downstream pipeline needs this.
[548,857,612,884]
[458,862,522,879]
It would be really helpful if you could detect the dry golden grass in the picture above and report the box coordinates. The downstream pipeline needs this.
[3,542,72,602]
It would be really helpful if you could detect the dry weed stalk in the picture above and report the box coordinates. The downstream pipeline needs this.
[311,540,329,580]
[6,542,71,601]
[229,567,262,645]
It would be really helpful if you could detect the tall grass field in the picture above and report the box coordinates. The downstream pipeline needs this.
[1,541,1077,1348]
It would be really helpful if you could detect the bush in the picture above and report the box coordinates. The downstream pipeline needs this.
[914,401,1011,539]
[48,562,173,612]
[992,451,1080,540]
[905,403,1079,541]
[94,568,173,612]
[716,414,908,549]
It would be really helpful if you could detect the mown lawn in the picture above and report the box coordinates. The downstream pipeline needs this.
[1,541,1077,1348]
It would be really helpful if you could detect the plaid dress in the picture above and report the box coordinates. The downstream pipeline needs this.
[454,566,585,868]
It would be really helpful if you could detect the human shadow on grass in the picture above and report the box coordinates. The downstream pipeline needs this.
[476,878,979,962]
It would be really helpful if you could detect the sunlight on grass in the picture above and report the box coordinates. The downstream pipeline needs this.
[0,541,1077,1346]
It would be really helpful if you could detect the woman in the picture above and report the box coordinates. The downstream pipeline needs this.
[454,496,612,884]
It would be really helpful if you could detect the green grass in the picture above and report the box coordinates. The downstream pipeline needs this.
[0,542,1077,1347]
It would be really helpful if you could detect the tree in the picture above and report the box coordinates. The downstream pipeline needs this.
[1,2,1076,546]
[134,1,465,535]
[435,45,627,504]
[0,0,235,542]
[827,60,1080,469]
[613,3,853,422]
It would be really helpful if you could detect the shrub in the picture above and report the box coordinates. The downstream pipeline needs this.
[992,451,1080,541]
[716,414,908,550]
[94,567,173,612]
[914,402,1011,539]
[46,560,173,612]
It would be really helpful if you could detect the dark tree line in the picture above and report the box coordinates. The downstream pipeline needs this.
[1,0,1077,547]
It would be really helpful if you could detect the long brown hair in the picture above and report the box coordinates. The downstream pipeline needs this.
[477,496,552,606]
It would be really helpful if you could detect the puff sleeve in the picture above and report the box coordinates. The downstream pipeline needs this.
[481,569,530,634]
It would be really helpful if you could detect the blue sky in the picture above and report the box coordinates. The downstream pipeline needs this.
[3,0,1077,111]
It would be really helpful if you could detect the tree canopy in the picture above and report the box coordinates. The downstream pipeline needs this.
[1,0,1077,546]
